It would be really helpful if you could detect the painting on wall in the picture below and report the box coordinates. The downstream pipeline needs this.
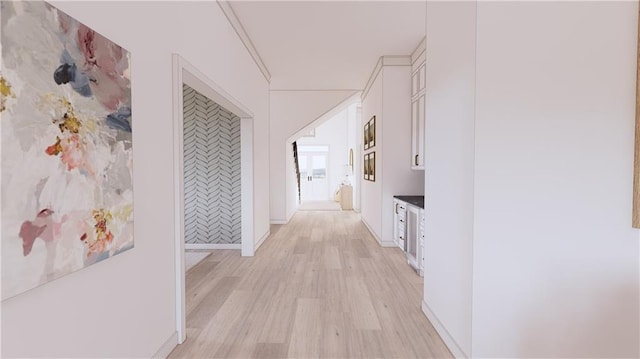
[367,116,376,149]
[368,152,376,182]
[364,153,370,180]
[364,122,370,150]
[1,1,133,300]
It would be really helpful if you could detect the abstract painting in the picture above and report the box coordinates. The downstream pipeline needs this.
[1,1,133,300]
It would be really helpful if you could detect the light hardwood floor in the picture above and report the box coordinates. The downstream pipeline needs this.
[169,211,453,359]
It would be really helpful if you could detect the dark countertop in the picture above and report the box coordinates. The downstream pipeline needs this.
[393,195,424,209]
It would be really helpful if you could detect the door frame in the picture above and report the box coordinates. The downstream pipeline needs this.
[297,149,330,202]
[172,54,255,343]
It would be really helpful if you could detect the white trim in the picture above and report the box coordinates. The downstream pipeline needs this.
[362,57,383,102]
[185,243,241,250]
[287,92,362,143]
[411,37,426,65]
[270,89,363,92]
[362,56,411,102]
[271,205,297,225]
[241,117,255,257]
[286,203,297,221]
[152,331,178,359]
[182,70,253,118]
[217,1,271,83]
[171,55,187,345]
[361,217,395,247]
[254,230,270,252]
[382,55,411,66]
[421,300,468,359]
[172,53,256,345]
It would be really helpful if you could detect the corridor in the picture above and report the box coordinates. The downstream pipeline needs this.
[169,211,452,358]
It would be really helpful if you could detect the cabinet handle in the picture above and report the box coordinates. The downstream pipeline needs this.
[415,154,419,166]
[395,203,399,214]
[400,219,404,223]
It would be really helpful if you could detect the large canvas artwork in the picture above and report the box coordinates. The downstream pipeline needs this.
[1,1,133,299]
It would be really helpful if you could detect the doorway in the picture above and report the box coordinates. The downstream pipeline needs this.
[299,149,329,201]
[172,54,255,344]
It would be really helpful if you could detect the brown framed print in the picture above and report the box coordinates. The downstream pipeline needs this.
[364,153,370,180]
[368,116,376,149]
[364,122,370,150]
[368,151,375,182]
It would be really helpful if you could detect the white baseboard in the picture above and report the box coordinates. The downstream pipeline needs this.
[286,207,297,222]
[255,230,270,251]
[361,218,395,247]
[379,240,397,247]
[185,243,241,250]
[152,331,178,358]
[421,300,468,359]
[271,205,298,225]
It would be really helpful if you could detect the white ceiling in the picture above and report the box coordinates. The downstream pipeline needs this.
[230,1,426,90]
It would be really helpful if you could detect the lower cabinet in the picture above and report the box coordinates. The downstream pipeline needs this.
[393,199,406,250]
[406,205,420,272]
[393,198,425,276]
[419,208,425,276]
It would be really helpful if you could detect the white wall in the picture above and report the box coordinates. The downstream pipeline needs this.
[422,2,476,356]
[472,2,639,357]
[270,90,358,222]
[424,1,640,358]
[346,103,359,210]
[381,66,424,244]
[361,66,424,245]
[361,74,384,239]
[297,110,349,200]
[1,2,270,357]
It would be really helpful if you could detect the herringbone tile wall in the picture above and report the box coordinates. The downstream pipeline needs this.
[183,85,241,244]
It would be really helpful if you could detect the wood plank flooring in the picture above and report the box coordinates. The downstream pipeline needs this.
[169,211,453,359]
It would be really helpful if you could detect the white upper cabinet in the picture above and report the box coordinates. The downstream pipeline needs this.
[411,45,426,170]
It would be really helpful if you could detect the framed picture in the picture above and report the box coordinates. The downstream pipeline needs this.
[364,153,370,180]
[364,122,370,150]
[368,152,376,182]
[368,116,376,149]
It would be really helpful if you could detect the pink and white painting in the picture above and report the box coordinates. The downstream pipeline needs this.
[1,1,133,300]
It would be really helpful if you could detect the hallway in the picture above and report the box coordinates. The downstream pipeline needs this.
[169,211,452,358]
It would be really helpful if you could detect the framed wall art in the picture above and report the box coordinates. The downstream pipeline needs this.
[1,1,134,299]
[368,151,376,182]
[367,116,376,149]
[364,122,370,150]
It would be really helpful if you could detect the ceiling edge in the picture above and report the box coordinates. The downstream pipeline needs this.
[411,37,426,65]
[361,55,411,102]
[217,1,272,83]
